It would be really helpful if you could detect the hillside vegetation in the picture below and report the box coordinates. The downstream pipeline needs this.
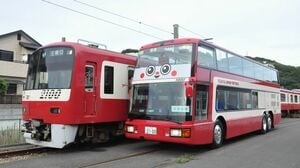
[249,57,300,90]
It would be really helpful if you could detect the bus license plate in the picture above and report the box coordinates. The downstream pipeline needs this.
[145,126,157,135]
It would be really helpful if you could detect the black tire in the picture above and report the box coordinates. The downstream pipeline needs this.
[211,120,224,148]
[267,114,273,132]
[261,114,268,134]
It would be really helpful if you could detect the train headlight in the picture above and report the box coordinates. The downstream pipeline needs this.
[126,125,135,133]
[22,107,27,113]
[50,107,61,114]
[170,128,191,138]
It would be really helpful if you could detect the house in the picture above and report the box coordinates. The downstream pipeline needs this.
[0,30,42,95]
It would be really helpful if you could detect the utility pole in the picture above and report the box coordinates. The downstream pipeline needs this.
[173,24,179,39]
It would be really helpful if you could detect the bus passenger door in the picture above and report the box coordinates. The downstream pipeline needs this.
[195,85,208,120]
[84,63,96,115]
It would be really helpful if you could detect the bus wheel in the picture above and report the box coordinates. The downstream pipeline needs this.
[267,114,273,132]
[261,114,267,134]
[212,120,224,148]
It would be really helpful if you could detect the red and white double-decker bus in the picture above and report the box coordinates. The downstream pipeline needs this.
[22,41,136,148]
[125,38,281,147]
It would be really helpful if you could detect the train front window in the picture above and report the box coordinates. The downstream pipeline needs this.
[129,82,192,123]
[26,47,74,90]
[137,44,193,67]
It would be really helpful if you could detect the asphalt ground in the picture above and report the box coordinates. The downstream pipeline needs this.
[1,118,299,168]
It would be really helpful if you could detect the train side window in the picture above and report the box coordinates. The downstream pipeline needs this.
[290,95,293,103]
[85,65,94,89]
[128,69,134,89]
[280,93,286,102]
[104,66,114,94]
[128,69,134,80]
[295,95,298,103]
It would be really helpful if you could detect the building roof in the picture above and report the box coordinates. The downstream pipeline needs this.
[0,30,42,46]
[19,42,41,50]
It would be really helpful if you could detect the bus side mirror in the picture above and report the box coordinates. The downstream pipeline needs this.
[184,82,193,97]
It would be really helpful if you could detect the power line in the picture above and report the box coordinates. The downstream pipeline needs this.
[73,0,173,36]
[178,25,207,39]
[41,0,163,40]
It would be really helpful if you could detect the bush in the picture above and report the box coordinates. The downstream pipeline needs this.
[0,79,8,95]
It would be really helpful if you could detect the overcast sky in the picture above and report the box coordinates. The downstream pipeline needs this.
[1,0,299,66]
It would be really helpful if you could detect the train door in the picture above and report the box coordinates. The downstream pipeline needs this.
[85,63,96,115]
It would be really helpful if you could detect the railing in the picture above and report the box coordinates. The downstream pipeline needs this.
[0,59,27,64]
[0,119,25,147]
[0,95,22,104]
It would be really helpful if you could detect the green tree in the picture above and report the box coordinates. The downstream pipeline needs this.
[0,79,8,95]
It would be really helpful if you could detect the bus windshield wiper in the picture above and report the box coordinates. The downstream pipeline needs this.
[128,112,151,120]
[160,117,182,125]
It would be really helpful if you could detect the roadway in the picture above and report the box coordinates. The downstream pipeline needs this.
[1,118,300,168]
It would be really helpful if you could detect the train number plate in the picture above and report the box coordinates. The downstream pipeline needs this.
[145,126,157,135]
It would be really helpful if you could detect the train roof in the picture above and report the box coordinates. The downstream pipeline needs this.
[40,41,137,62]
[281,89,300,95]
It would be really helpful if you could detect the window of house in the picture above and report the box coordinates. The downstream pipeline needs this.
[0,49,13,62]
[7,83,17,95]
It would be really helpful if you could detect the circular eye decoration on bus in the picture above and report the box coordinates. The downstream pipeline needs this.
[146,66,155,76]
[160,64,171,75]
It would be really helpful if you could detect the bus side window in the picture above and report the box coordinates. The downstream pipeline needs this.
[198,45,216,68]
[252,91,258,109]
[196,85,208,120]
[216,90,225,111]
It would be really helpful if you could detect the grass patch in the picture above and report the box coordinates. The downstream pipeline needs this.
[0,128,25,146]
[176,154,193,164]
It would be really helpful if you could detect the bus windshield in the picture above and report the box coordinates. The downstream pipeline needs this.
[137,44,193,68]
[129,82,192,123]
[25,47,74,90]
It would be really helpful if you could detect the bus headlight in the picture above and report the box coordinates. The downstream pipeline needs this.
[126,125,135,133]
[170,129,182,137]
[170,128,191,138]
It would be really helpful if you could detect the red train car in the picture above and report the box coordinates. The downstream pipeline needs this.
[22,41,136,148]
[280,89,300,116]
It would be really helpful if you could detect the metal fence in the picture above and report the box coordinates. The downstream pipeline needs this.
[0,95,22,104]
[0,119,25,147]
